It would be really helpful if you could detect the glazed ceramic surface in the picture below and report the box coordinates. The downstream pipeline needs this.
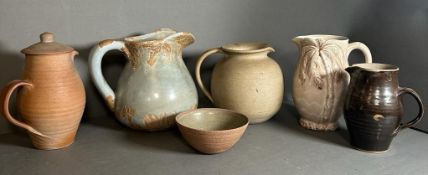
[195,43,283,124]
[176,108,249,154]
[89,28,197,131]
[344,63,424,152]
[0,32,86,150]
[292,35,372,131]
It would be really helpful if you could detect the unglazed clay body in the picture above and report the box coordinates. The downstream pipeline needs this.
[195,43,283,124]
[89,28,198,131]
[292,35,372,131]
[0,32,86,150]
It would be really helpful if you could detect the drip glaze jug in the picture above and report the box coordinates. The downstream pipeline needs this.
[89,28,198,131]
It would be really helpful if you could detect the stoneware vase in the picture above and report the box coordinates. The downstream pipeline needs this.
[195,42,283,124]
[344,63,424,152]
[89,28,198,131]
[292,35,372,131]
[0,32,86,150]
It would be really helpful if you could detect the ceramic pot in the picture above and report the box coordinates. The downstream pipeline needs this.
[195,42,283,124]
[344,63,424,152]
[89,28,198,131]
[0,32,86,150]
[292,35,372,131]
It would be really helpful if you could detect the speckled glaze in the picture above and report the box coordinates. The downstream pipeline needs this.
[195,43,283,124]
[292,35,372,131]
[0,32,86,150]
[344,63,424,152]
[89,28,198,131]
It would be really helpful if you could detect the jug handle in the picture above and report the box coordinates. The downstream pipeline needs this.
[347,42,372,63]
[1,80,47,137]
[195,48,223,103]
[393,87,425,136]
[89,39,128,111]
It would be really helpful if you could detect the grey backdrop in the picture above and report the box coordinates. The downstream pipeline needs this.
[0,0,427,134]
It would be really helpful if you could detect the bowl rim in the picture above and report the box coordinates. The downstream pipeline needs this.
[175,108,249,133]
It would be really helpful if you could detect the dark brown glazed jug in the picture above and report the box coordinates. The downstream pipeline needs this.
[344,63,424,152]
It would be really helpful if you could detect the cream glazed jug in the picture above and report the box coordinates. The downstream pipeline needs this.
[292,35,372,131]
[196,42,283,124]
[89,28,198,131]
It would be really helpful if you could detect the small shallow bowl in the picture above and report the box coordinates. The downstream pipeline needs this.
[176,108,249,154]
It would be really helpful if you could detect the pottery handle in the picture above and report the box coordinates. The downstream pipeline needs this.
[1,80,47,137]
[393,87,425,135]
[347,42,372,63]
[195,48,223,103]
[89,40,127,111]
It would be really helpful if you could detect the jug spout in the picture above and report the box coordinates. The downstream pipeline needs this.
[71,50,79,59]
[292,37,302,46]
[164,32,195,48]
[345,66,359,75]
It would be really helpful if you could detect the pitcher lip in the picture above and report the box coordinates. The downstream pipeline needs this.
[123,29,195,48]
[221,42,274,53]
[293,34,349,41]
[123,28,177,43]
[351,63,399,72]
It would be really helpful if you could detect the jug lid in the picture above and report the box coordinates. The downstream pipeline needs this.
[21,32,74,55]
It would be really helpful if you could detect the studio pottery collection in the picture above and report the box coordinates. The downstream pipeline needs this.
[0,29,424,154]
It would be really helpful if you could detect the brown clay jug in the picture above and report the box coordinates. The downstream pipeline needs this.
[0,32,86,150]
[344,63,424,152]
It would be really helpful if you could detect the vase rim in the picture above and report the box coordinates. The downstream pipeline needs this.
[221,42,274,54]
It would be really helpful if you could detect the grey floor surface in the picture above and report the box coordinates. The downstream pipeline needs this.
[0,103,427,175]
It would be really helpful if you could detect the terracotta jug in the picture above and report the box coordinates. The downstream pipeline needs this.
[0,32,86,150]
[195,42,283,124]
[292,35,372,131]
[89,28,198,131]
[344,63,424,152]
